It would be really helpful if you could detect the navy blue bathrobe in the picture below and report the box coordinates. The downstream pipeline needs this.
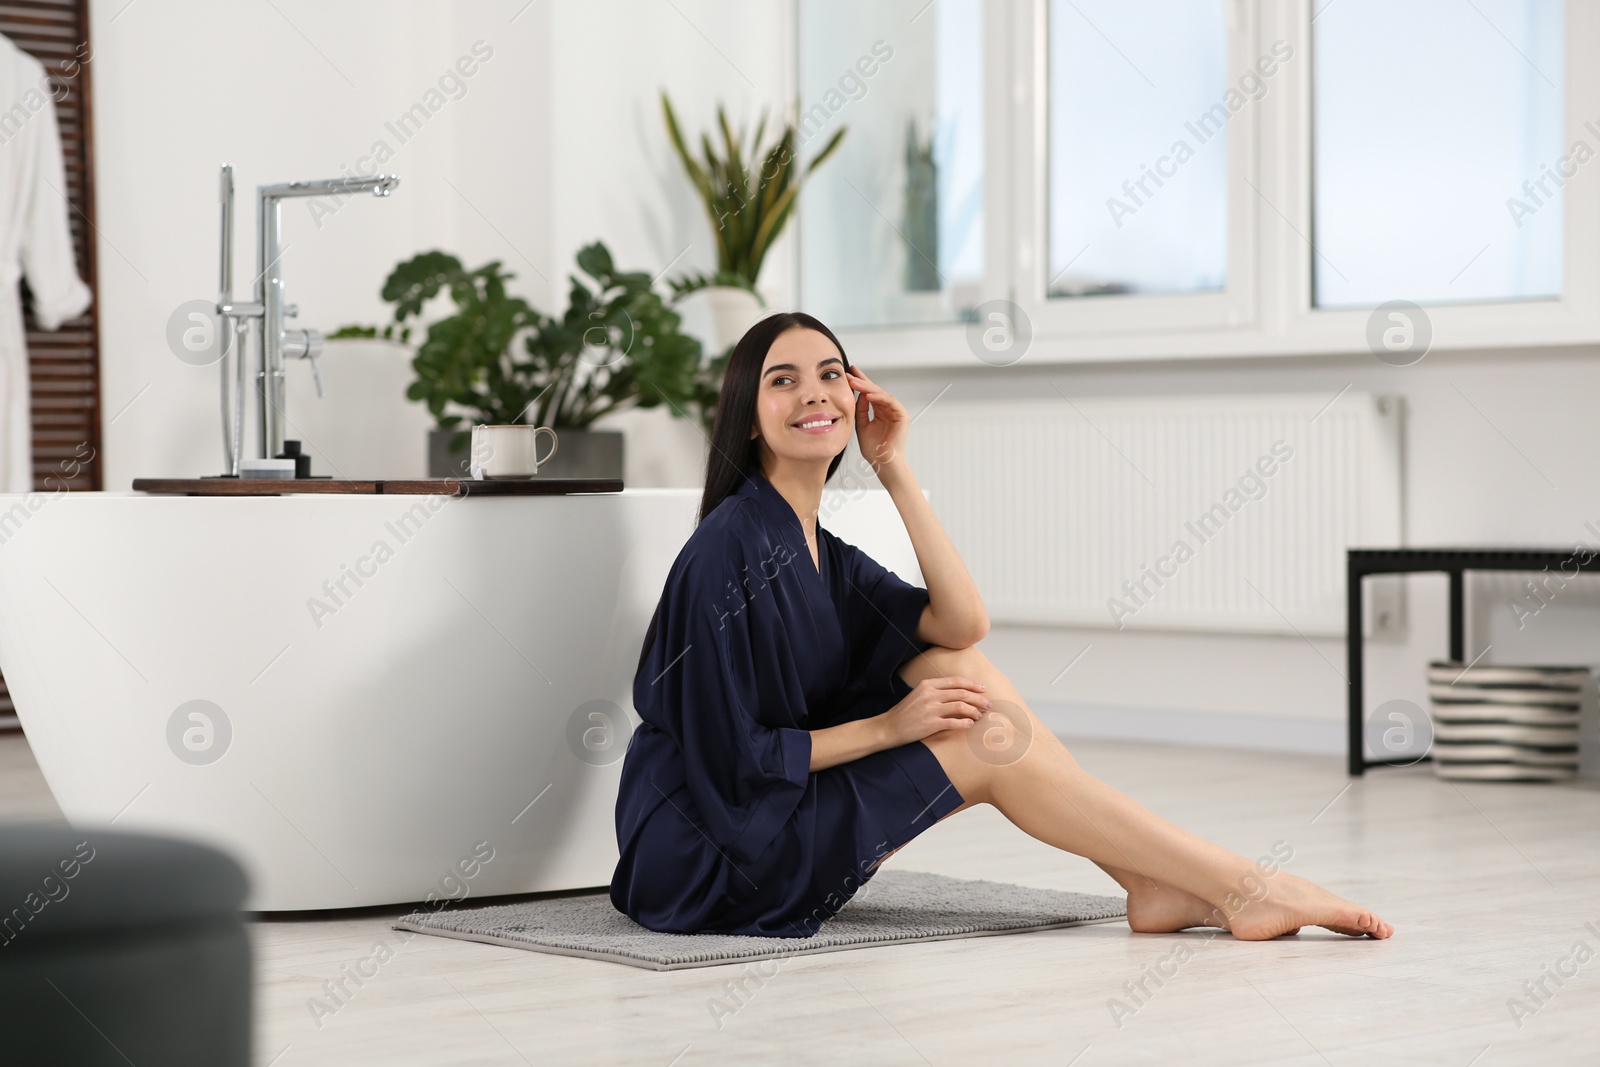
[610,466,966,937]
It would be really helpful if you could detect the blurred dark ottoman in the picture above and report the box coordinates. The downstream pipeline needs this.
[0,823,252,1066]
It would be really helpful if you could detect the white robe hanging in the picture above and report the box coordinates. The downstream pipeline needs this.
[0,34,92,493]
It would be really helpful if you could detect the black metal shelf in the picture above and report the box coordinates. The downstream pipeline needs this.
[1347,546,1596,776]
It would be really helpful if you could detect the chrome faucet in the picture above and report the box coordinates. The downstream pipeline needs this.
[214,165,400,475]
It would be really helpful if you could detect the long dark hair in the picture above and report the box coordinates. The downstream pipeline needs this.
[697,311,852,525]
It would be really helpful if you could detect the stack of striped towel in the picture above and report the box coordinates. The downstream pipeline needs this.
[1426,662,1588,781]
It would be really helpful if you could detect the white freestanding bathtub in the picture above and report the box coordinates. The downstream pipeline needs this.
[0,484,921,910]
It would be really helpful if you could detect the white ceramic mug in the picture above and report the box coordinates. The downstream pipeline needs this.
[469,424,559,479]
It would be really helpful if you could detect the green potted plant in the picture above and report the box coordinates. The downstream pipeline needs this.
[331,242,709,478]
[660,92,845,349]
[903,116,940,292]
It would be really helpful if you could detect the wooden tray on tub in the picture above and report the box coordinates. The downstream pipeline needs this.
[130,477,623,497]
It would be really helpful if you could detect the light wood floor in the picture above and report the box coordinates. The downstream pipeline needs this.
[4,730,1598,1066]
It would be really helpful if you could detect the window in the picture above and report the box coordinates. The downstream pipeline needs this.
[796,0,984,329]
[1046,0,1230,298]
[1312,0,1564,307]
[798,1,1600,366]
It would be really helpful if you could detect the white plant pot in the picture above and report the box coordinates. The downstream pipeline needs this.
[699,285,766,353]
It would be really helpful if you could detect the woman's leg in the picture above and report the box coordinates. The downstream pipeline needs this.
[860,804,1212,932]
[896,645,1393,940]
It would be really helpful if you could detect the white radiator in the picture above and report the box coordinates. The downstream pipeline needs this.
[907,392,1403,636]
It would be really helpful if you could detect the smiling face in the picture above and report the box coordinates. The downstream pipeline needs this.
[749,327,855,471]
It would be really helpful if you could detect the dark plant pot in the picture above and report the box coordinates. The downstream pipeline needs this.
[427,428,625,481]
[428,429,474,478]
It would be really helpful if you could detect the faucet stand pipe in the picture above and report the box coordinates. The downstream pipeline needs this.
[212,167,397,474]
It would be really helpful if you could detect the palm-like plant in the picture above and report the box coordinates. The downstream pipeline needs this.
[660,92,846,300]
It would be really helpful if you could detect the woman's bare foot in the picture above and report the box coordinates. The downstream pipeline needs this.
[1223,871,1393,941]
[1125,881,1230,934]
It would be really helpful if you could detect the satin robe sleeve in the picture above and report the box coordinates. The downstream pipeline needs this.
[639,542,814,868]
[835,537,933,695]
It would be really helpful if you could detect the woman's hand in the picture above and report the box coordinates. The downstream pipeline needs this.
[879,676,991,746]
[845,366,910,474]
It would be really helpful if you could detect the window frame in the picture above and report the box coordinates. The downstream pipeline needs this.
[803,0,1600,369]
[1014,0,1259,338]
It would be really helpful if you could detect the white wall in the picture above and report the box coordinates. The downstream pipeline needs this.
[90,0,762,488]
[93,1,452,483]
[86,0,1599,756]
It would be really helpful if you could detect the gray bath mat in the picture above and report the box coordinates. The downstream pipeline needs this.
[393,868,1127,971]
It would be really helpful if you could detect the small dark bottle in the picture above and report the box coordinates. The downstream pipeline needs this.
[275,439,313,479]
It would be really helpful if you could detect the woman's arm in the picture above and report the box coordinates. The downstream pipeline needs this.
[845,367,989,649]
[808,675,990,771]
[877,459,989,648]
[808,716,891,773]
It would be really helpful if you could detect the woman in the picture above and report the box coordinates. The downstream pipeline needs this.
[609,311,1393,942]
